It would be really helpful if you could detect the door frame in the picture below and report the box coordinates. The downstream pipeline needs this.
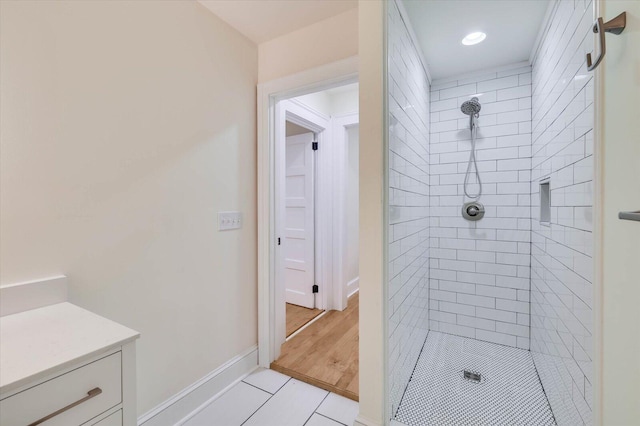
[331,113,360,310]
[257,56,358,367]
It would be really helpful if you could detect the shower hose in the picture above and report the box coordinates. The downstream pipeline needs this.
[463,114,483,199]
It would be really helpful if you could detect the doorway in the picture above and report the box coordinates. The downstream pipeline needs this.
[270,83,361,401]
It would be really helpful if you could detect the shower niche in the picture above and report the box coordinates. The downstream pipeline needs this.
[540,180,551,224]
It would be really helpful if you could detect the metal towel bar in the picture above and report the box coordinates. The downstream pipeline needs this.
[619,211,640,222]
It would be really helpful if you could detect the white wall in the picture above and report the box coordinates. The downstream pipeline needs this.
[294,84,359,117]
[599,2,640,424]
[258,8,358,83]
[387,0,431,416]
[294,91,333,117]
[0,0,258,416]
[530,1,594,424]
[347,126,360,289]
[429,65,533,349]
[331,85,360,116]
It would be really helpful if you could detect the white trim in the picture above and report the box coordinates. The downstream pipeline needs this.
[122,341,137,426]
[383,3,391,423]
[354,414,383,426]
[258,56,358,368]
[529,0,560,66]
[138,346,258,426]
[287,98,331,123]
[175,370,256,426]
[332,112,360,311]
[347,277,360,298]
[431,60,531,87]
[394,0,432,84]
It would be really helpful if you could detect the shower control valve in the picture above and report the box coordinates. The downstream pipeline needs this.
[462,201,485,221]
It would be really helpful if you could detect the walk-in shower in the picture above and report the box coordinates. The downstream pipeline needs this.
[387,0,595,424]
[460,97,485,221]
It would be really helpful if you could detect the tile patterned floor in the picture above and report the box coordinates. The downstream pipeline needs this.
[395,332,556,426]
[183,368,359,426]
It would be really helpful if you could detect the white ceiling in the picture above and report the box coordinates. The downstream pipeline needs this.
[198,0,357,44]
[402,0,551,80]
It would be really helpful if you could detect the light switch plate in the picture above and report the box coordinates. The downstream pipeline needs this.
[218,211,242,231]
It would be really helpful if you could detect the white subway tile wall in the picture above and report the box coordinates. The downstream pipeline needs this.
[387,0,431,415]
[429,65,533,350]
[530,1,594,425]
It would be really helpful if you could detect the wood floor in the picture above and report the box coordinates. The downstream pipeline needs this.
[286,303,323,337]
[272,293,359,401]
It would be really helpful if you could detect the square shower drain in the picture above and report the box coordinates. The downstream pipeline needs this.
[463,370,482,383]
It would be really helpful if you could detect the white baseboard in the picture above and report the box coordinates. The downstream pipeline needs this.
[347,277,360,298]
[138,346,258,426]
[354,414,383,426]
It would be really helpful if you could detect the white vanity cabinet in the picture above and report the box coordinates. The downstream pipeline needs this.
[0,280,140,426]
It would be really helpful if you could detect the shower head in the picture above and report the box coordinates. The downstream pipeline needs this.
[461,97,481,116]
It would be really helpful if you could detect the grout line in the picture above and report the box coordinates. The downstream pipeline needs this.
[314,411,348,426]
[240,380,276,395]
[269,374,292,395]
[394,330,431,420]
[302,392,330,426]
[239,378,291,426]
[530,352,559,425]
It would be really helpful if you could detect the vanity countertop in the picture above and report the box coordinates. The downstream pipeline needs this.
[0,302,139,395]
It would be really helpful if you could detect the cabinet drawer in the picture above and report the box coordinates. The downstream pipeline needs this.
[90,410,122,426]
[0,352,122,426]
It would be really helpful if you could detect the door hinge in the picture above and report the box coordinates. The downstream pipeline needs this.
[312,141,318,151]
[277,237,281,246]
[312,284,319,293]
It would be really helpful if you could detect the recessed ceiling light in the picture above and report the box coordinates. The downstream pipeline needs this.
[462,32,486,46]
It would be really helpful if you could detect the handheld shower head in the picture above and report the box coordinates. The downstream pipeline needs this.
[461,97,481,116]
[460,97,483,204]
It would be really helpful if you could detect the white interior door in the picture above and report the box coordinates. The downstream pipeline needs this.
[598,1,640,423]
[284,132,315,308]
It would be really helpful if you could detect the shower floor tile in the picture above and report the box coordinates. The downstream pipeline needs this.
[395,331,556,426]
